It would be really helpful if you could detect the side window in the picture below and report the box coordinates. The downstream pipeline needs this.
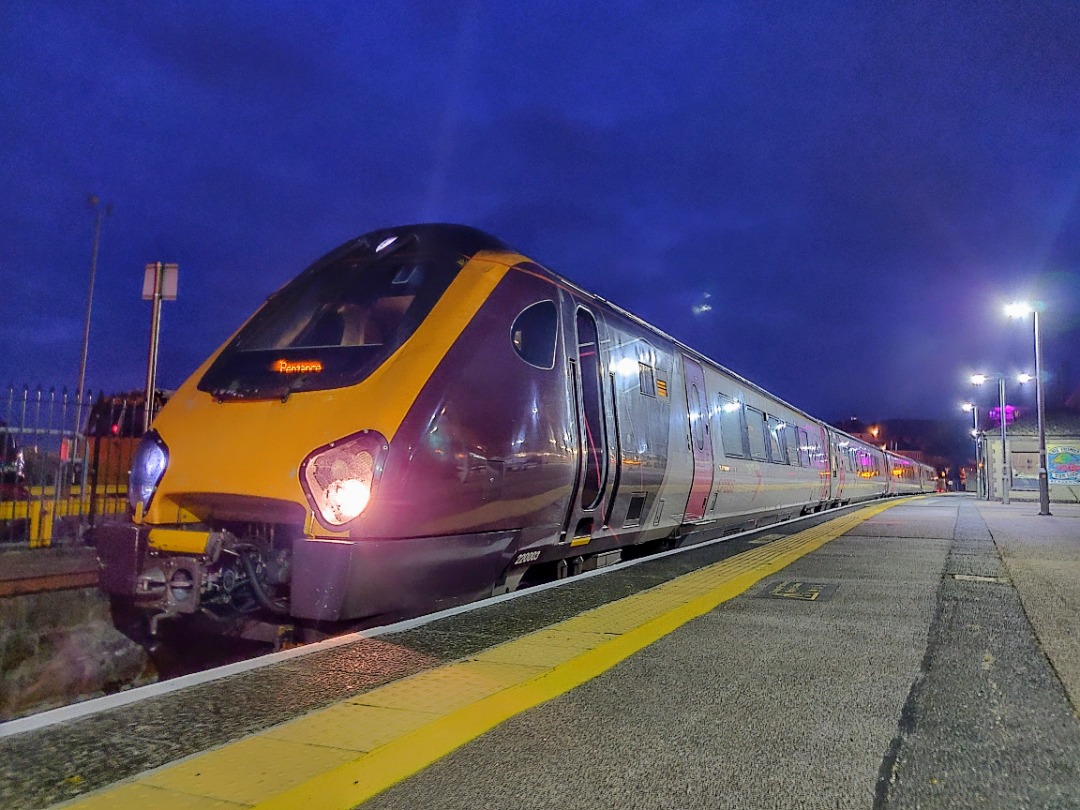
[786,425,802,466]
[766,416,789,464]
[718,395,748,458]
[746,407,768,461]
[511,300,558,369]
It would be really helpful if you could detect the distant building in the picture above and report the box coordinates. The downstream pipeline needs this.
[979,409,1080,504]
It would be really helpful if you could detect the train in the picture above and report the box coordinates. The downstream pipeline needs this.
[96,223,936,642]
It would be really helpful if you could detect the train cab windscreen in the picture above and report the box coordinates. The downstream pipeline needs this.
[198,229,497,399]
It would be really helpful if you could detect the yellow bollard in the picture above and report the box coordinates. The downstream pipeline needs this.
[28,500,53,548]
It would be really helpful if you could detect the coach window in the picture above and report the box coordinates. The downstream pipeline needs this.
[766,416,789,464]
[746,407,768,461]
[718,395,748,458]
[786,425,801,466]
[511,300,558,369]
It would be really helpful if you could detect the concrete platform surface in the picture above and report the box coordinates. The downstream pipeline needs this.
[0,495,1077,809]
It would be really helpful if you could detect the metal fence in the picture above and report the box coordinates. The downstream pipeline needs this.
[1,385,161,548]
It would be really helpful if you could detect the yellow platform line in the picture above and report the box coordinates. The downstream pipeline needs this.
[65,498,914,810]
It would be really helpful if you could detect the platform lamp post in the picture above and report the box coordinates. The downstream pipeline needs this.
[142,262,178,433]
[971,374,1011,505]
[962,403,981,498]
[1005,302,1051,516]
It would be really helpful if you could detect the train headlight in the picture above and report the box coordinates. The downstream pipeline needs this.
[129,430,169,514]
[300,430,388,529]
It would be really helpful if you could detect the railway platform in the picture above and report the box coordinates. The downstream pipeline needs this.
[2,494,1079,809]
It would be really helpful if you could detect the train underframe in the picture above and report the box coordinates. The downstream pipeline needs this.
[96,493,860,649]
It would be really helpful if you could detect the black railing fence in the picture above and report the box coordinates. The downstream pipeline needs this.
[1,385,165,547]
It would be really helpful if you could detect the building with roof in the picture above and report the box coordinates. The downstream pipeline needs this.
[979,409,1080,504]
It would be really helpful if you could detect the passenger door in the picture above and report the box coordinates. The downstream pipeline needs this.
[682,356,714,522]
[560,302,617,544]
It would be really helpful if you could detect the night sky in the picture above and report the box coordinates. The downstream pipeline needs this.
[2,1,1079,424]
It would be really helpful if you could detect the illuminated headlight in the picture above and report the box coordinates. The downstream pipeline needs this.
[300,430,388,528]
[129,430,168,513]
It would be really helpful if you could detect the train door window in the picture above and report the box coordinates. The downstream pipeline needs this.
[511,301,558,369]
[639,362,656,397]
[746,407,768,461]
[576,309,607,510]
[766,416,789,464]
[691,384,706,450]
[797,428,810,466]
[718,395,748,458]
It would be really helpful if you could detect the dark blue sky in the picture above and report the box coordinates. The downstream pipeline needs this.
[2,1,1079,422]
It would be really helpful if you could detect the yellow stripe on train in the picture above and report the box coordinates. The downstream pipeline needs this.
[148,528,212,554]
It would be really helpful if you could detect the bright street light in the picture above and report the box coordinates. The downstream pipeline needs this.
[1003,301,1033,319]
[1005,300,1051,516]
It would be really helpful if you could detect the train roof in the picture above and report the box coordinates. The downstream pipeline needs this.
[335,224,934,473]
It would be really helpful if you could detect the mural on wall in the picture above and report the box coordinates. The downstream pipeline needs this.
[1048,446,1080,485]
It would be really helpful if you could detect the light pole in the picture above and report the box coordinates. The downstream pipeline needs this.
[972,373,1012,505]
[1005,302,1051,516]
[962,403,981,497]
[142,262,178,432]
[77,195,111,401]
